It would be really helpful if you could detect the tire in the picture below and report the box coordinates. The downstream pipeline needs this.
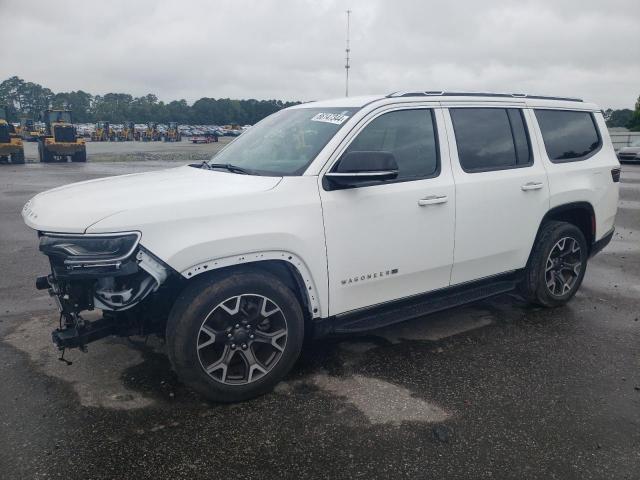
[167,270,305,403]
[38,142,53,163]
[11,150,25,164]
[520,221,588,307]
[72,149,87,162]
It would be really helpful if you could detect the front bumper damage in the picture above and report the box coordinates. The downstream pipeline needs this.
[36,233,177,352]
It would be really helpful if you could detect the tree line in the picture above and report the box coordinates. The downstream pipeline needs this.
[600,95,640,131]
[2,75,639,131]
[0,76,300,125]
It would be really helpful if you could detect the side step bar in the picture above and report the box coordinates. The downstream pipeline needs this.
[330,276,519,334]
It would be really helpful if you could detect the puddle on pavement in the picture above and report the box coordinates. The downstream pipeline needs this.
[4,314,155,410]
[277,373,449,425]
[4,301,497,417]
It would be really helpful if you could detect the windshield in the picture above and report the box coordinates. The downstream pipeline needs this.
[209,107,358,175]
[48,111,72,124]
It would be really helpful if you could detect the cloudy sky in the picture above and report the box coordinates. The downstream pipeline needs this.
[1,0,638,109]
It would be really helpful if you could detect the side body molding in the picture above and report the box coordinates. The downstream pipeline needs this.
[181,250,322,318]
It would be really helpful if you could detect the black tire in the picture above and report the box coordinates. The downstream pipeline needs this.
[38,142,53,163]
[11,150,25,164]
[520,221,588,307]
[72,149,87,162]
[167,270,305,403]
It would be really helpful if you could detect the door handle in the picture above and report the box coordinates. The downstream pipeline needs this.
[521,182,544,191]
[418,194,448,206]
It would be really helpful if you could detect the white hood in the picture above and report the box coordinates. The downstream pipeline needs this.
[22,165,282,233]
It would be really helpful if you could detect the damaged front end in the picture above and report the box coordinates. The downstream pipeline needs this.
[36,232,178,353]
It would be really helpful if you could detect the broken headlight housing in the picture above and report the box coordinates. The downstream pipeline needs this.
[39,232,141,276]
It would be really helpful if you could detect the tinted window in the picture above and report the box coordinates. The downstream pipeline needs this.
[450,108,532,172]
[534,110,601,162]
[342,109,439,181]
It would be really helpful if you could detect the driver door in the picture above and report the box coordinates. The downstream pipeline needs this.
[319,107,456,315]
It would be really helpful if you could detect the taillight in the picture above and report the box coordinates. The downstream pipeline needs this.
[611,168,621,183]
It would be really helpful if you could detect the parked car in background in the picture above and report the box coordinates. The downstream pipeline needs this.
[22,91,619,403]
[617,139,640,163]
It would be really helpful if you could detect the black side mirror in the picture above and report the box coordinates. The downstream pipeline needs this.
[324,151,399,190]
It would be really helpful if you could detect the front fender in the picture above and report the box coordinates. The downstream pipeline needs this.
[181,250,322,317]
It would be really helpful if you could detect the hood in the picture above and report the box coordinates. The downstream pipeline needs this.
[22,165,282,233]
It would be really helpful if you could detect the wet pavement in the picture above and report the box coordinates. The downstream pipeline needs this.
[0,161,639,479]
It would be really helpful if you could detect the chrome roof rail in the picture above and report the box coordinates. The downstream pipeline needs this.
[386,91,583,102]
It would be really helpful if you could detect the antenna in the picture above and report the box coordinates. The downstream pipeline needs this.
[345,9,351,97]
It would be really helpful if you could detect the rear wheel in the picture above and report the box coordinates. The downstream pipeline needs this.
[167,270,305,402]
[72,149,87,162]
[520,221,588,307]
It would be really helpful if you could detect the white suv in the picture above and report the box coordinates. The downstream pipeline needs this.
[22,91,620,402]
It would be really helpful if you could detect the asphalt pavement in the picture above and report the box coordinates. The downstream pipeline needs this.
[0,160,638,479]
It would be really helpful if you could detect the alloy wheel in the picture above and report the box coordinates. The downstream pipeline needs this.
[196,294,288,385]
[545,236,582,297]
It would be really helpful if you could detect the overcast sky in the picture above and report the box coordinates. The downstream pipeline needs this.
[1,0,638,109]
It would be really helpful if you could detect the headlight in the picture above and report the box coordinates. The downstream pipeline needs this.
[39,233,140,266]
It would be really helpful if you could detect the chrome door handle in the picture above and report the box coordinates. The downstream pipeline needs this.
[521,182,543,191]
[418,194,448,206]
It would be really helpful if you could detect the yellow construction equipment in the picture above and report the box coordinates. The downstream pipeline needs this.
[142,122,161,141]
[91,121,113,142]
[117,121,135,141]
[38,109,86,163]
[0,105,25,164]
[164,122,182,142]
[19,117,40,142]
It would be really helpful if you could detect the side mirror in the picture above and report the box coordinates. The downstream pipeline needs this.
[324,151,399,190]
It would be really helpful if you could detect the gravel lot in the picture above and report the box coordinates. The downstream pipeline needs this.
[0,159,638,479]
[20,137,232,163]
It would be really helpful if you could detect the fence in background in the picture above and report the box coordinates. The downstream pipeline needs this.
[609,130,640,150]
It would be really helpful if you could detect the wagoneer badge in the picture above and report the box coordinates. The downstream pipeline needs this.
[341,269,399,286]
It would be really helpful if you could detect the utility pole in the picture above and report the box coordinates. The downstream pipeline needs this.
[345,9,351,97]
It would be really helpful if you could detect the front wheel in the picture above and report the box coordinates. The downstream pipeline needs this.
[520,221,588,307]
[167,270,305,402]
[11,150,25,164]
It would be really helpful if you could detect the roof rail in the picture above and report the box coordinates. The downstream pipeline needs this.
[386,91,583,102]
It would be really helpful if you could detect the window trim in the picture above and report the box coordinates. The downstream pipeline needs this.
[322,107,441,190]
[449,107,534,174]
[534,109,603,164]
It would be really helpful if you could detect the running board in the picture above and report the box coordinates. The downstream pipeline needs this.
[330,276,519,335]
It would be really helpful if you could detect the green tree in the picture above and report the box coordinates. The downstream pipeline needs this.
[0,76,300,125]
[605,108,634,128]
[628,95,640,132]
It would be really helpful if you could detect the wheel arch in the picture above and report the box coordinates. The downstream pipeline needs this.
[530,202,596,262]
[181,251,321,319]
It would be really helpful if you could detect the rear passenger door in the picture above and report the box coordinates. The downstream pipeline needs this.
[444,105,550,285]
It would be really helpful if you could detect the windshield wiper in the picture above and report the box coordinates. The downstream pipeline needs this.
[207,163,252,175]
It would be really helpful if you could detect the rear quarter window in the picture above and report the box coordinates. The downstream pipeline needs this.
[534,110,602,163]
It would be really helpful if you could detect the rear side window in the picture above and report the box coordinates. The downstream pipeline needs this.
[450,108,532,172]
[534,110,601,162]
[343,109,439,181]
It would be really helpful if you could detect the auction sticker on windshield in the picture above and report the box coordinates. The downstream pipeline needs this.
[311,112,350,125]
